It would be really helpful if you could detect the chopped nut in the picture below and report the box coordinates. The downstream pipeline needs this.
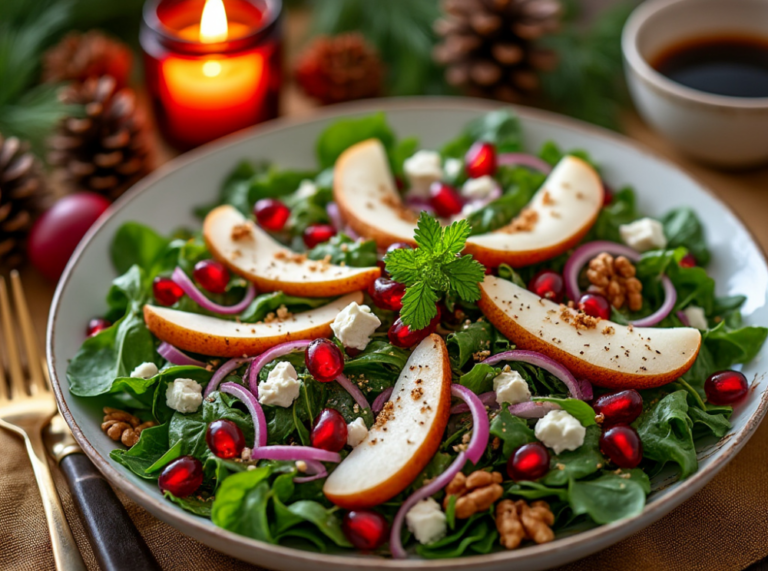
[587,252,643,311]
[495,499,555,550]
[443,470,504,519]
[101,407,156,447]
[496,499,526,549]
[381,194,418,223]
[231,223,252,241]
[502,207,538,233]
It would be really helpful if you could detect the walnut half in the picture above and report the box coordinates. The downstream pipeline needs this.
[101,407,156,447]
[495,499,555,549]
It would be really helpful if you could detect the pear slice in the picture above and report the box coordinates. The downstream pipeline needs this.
[324,334,452,509]
[333,139,418,249]
[203,205,380,297]
[464,156,604,267]
[144,291,363,358]
[478,276,701,389]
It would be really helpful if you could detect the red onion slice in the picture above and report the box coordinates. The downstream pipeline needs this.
[172,267,256,315]
[247,340,313,394]
[204,356,254,398]
[676,310,690,327]
[497,153,553,174]
[294,459,327,484]
[450,384,490,465]
[508,401,560,418]
[578,378,594,401]
[157,342,205,367]
[390,452,467,559]
[326,202,343,232]
[248,445,341,464]
[482,350,584,400]
[335,373,370,411]
[372,387,393,413]
[405,196,435,216]
[563,241,677,327]
[450,391,498,415]
[220,381,268,448]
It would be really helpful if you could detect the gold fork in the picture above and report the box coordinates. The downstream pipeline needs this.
[0,271,86,571]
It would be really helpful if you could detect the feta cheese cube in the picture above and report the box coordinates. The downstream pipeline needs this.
[619,218,667,252]
[331,302,381,350]
[534,410,586,454]
[683,305,708,330]
[404,150,443,198]
[346,417,369,447]
[165,378,203,414]
[295,179,317,199]
[444,157,463,180]
[462,175,496,200]
[258,362,301,408]
[406,498,447,545]
[493,370,531,406]
[130,362,159,379]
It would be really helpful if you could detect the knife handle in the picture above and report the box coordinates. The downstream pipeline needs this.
[60,453,161,571]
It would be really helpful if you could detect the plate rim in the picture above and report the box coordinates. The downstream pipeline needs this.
[46,96,768,569]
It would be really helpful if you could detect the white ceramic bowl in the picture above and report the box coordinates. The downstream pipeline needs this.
[48,98,768,570]
[622,0,768,168]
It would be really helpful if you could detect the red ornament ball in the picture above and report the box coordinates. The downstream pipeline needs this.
[342,510,389,551]
[28,192,111,281]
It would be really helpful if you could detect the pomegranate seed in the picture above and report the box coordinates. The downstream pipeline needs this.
[599,425,643,468]
[386,242,413,255]
[158,455,203,497]
[507,442,550,481]
[368,277,406,311]
[429,182,463,218]
[206,419,246,459]
[153,277,184,306]
[593,390,643,426]
[579,293,611,320]
[679,253,697,268]
[86,317,111,337]
[311,408,348,452]
[254,198,290,232]
[194,259,230,294]
[705,370,749,406]
[528,270,564,303]
[465,141,497,178]
[602,184,613,206]
[342,510,389,551]
[306,339,344,382]
[388,307,441,348]
[303,224,337,249]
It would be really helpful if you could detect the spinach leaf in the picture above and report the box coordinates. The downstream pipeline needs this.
[446,320,494,370]
[704,322,768,370]
[165,492,213,517]
[110,222,170,275]
[688,406,731,439]
[441,109,523,158]
[542,425,604,486]
[307,234,378,267]
[585,186,638,243]
[458,364,499,394]
[316,113,396,169]
[507,481,569,502]
[150,366,213,423]
[489,409,536,458]
[210,160,266,216]
[248,168,317,205]
[533,398,597,427]
[343,340,409,393]
[416,514,496,559]
[211,467,274,542]
[239,292,333,323]
[662,207,711,266]
[538,141,600,171]
[497,264,527,288]
[110,424,170,479]
[568,469,649,524]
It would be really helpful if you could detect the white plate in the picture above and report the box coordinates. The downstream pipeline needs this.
[47,98,768,571]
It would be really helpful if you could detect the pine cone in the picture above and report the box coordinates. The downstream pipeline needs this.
[295,33,384,105]
[0,136,46,270]
[434,0,562,102]
[43,31,133,89]
[49,76,151,201]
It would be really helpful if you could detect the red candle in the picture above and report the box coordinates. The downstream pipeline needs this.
[141,0,281,149]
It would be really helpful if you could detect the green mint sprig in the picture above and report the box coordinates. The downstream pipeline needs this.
[384,213,486,330]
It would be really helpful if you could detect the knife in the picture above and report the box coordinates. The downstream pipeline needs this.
[46,414,162,571]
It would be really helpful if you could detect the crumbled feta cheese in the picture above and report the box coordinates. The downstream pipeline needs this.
[406,498,447,545]
[295,179,317,199]
[683,305,708,330]
[331,302,381,350]
[404,150,443,198]
[444,157,463,179]
[534,410,586,454]
[259,362,301,408]
[619,218,667,252]
[130,362,159,379]
[493,370,531,406]
[346,417,369,447]
[165,378,203,414]
[462,175,496,200]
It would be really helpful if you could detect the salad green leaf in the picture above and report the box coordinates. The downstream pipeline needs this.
[307,234,378,267]
[316,112,396,169]
[568,469,650,524]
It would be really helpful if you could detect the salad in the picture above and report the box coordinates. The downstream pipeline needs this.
[68,110,767,559]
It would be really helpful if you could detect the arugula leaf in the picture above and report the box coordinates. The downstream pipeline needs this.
[385,213,486,329]
[307,234,377,267]
[568,469,649,524]
[533,398,597,427]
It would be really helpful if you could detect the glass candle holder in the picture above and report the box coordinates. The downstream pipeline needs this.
[141,0,282,149]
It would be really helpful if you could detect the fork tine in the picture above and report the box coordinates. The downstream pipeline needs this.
[0,276,26,398]
[10,271,46,394]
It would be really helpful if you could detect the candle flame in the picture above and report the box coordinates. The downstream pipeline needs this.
[200,0,228,43]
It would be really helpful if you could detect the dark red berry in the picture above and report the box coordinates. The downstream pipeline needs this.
[579,292,611,320]
[599,425,643,468]
[465,141,497,178]
[705,370,749,406]
[679,253,697,268]
[368,277,406,311]
[602,184,613,206]
[206,419,246,459]
[342,510,389,551]
[429,182,463,218]
[386,242,413,255]
[254,198,290,232]
[306,338,344,382]
[158,455,203,497]
[194,259,230,294]
[303,224,337,249]
[387,307,441,348]
[86,317,111,337]
[507,442,550,481]
[593,390,643,426]
[528,270,564,303]
[153,277,184,306]
[311,408,348,452]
